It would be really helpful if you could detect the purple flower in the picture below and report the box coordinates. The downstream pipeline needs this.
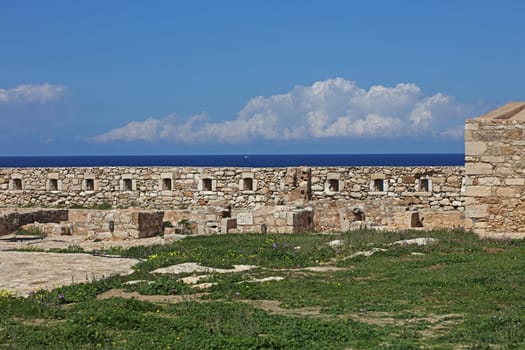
[58,293,65,300]
[272,242,278,249]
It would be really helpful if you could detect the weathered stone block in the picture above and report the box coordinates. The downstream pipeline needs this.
[465,162,492,175]
[496,187,515,197]
[466,204,489,218]
[505,178,524,186]
[465,186,492,197]
[237,213,253,225]
[465,142,487,156]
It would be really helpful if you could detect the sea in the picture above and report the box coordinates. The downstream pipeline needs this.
[0,154,464,168]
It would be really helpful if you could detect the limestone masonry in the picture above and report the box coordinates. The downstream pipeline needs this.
[1,102,524,238]
[465,102,525,238]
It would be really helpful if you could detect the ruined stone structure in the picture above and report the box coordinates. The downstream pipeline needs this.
[465,102,525,238]
[0,166,464,236]
[1,102,524,238]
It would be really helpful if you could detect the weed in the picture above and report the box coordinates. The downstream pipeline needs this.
[14,227,46,238]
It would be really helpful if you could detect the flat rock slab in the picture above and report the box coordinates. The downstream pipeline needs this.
[392,237,437,246]
[153,262,256,275]
[0,235,171,252]
[0,251,139,296]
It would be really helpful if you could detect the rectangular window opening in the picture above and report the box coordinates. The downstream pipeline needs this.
[49,179,58,191]
[162,178,172,190]
[373,179,384,192]
[202,178,213,191]
[12,179,22,190]
[85,179,94,191]
[328,179,339,192]
[420,178,430,192]
[243,178,253,191]
[123,178,133,191]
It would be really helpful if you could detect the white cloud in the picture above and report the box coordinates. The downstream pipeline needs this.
[93,78,469,143]
[0,83,65,104]
[94,117,164,142]
[440,125,465,139]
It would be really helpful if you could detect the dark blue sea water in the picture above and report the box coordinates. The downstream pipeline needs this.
[0,154,464,168]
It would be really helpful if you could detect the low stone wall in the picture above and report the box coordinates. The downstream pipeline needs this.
[68,209,164,240]
[231,207,314,234]
[0,209,68,235]
[164,206,314,234]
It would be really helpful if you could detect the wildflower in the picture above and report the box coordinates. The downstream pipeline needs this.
[272,242,278,249]
[235,292,240,296]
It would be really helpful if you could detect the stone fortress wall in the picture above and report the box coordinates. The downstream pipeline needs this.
[464,102,525,238]
[1,102,524,238]
[0,165,464,233]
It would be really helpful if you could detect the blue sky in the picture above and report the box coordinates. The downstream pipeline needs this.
[1,0,523,155]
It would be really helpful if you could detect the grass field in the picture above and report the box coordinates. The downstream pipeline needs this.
[1,229,524,349]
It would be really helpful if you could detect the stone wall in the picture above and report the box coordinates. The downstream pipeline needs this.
[308,166,464,231]
[68,209,164,240]
[0,209,68,235]
[0,166,464,212]
[465,102,525,238]
[0,165,465,233]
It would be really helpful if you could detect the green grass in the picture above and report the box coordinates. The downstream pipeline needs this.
[13,227,46,238]
[1,229,524,349]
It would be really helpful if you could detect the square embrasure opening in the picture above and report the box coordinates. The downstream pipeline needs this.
[85,178,95,191]
[420,178,430,192]
[12,178,22,190]
[48,179,58,191]
[123,178,133,191]
[243,178,253,191]
[373,179,384,192]
[202,178,213,191]
[162,178,172,190]
[328,179,339,191]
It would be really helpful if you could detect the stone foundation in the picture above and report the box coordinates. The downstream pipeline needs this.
[0,209,68,235]
[68,209,164,240]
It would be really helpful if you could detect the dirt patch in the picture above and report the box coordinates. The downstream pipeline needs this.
[355,311,463,338]
[483,247,504,253]
[428,263,447,270]
[97,289,207,303]
[240,299,323,317]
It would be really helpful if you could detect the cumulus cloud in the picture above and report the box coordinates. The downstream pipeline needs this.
[440,125,465,139]
[93,78,468,143]
[0,83,65,104]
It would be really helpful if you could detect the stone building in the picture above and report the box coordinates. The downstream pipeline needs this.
[465,102,525,238]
